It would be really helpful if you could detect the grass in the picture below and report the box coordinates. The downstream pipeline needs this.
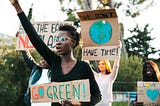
[112,102,129,106]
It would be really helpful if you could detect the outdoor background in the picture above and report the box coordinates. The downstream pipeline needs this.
[0,0,160,106]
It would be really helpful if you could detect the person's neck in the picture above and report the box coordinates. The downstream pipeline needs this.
[61,52,76,63]
[61,53,77,75]
[100,71,106,75]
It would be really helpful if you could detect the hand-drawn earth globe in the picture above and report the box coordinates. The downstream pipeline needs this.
[89,20,112,44]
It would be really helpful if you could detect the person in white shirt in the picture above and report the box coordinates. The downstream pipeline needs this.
[94,59,120,106]
[93,41,121,106]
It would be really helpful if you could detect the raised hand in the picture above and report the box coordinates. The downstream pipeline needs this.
[10,0,18,5]
[15,31,20,37]
[61,99,81,106]
[9,0,22,13]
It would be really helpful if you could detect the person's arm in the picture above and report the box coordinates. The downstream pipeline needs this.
[110,59,120,81]
[109,40,122,81]
[16,31,37,70]
[92,69,99,77]
[10,0,58,66]
[21,50,37,70]
[85,60,99,77]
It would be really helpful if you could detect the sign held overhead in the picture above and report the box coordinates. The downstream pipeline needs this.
[77,9,120,60]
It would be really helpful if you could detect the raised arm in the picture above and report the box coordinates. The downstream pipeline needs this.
[10,0,57,66]
[110,59,120,81]
[15,32,37,69]
[21,50,38,70]
[110,40,122,80]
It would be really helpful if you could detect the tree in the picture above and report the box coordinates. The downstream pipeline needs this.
[0,42,29,106]
[113,55,143,91]
[0,4,35,106]
[113,0,158,61]
[124,24,157,61]
[58,0,82,27]
[114,0,154,18]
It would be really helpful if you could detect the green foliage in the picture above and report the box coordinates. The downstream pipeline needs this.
[27,3,33,20]
[112,102,128,106]
[0,43,42,106]
[0,45,30,106]
[129,0,146,5]
[0,4,35,106]
[58,0,82,27]
[124,24,157,61]
[73,45,82,60]
[113,55,143,91]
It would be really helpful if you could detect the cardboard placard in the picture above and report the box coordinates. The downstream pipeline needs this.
[137,81,160,105]
[77,9,120,60]
[31,79,90,103]
[82,45,120,60]
[16,21,73,50]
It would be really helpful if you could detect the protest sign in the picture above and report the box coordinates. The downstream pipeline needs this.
[77,9,120,60]
[82,46,120,60]
[16,21,73,50]
[137,81,160,105]
[31,79,90,103]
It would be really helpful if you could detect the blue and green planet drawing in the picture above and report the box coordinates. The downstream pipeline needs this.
[89,20,112,44]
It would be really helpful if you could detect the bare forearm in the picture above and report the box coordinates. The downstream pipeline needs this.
[110,59,120,80]
[113,59,120,68]
[10,0,23,13]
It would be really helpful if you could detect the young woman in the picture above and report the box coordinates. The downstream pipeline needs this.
[133,60,160,105]
[90,40,121,106]
[21,50,50,106]
[10,0,102,106]
[93,59,120,106]
[142,60,160,82]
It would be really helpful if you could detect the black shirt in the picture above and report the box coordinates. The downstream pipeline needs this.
[18,12,101,106]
